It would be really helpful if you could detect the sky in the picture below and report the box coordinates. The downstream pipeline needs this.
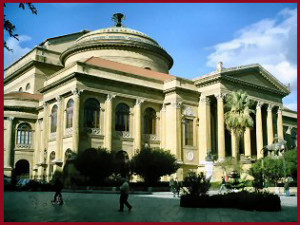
[4,3,297,110]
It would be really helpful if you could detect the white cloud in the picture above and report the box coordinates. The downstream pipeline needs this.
[4,35,32,69]
[206,8,297,110]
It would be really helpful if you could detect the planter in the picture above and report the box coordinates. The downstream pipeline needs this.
[180,191,281,211]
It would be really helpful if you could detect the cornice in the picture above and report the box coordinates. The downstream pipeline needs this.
[60,41,173,69]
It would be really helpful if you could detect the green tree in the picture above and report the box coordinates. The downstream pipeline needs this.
[74,147,114,186]
[283,149,297,181]
[131,147,179,185]
[224,90,255,160]
[217,157,243,175]
[4,3,37,51]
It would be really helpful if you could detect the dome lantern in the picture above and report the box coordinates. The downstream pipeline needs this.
[112,13,126,27]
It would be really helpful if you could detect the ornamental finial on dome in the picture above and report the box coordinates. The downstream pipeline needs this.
[112,13,126,27]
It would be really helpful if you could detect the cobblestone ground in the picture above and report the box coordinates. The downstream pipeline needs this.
[4,192,297,222]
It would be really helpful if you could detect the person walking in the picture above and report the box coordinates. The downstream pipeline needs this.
[174,179,181,197]
[219,176,227,194]
[284,177,290,196]
[169,177,175,196]
[119,177,132,212]
[51,176,64,205]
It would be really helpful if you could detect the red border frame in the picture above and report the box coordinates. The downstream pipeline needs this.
[1,1,299,224]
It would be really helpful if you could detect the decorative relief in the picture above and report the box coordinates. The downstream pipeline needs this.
[114,131,131,138]
[214,93,226,100]
[55,96,62,103]
[65,128,73,136]
[84,127,102,135]
[183,106,195,117]
[186,151,194,161]
[16,144,33,149]
[143,134,160,141]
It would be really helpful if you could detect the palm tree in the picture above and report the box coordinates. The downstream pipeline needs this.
[224,90,255,161]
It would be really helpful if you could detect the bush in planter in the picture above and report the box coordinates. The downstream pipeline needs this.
[183,172,211,197]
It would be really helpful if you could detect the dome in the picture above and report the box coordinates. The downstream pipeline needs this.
[61,15,173,73]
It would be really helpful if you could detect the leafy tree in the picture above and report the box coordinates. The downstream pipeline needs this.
[283,149,297,181]
[183,172,211,197]
[4,3,37,51]
[131,147,179,185]
[74,147,114,186]
[224,90,255,160]
[217,157,243,176]
[248,158,264,191]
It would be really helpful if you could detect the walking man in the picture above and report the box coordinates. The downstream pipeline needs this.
[52,176,64,205]
[119,177,132,212]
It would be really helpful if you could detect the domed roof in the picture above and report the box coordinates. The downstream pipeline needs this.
[75,26,160,48]
[60,14,173,72]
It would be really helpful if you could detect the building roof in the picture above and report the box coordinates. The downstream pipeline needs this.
[4,92,43,101]
[83,57,174,82]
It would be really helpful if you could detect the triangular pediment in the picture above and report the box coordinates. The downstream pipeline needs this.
[222,64,290,95]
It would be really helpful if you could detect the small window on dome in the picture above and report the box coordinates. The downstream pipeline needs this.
[144,67,151,70]
[19,87,23,92]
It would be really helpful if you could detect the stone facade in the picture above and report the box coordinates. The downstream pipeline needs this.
[4,19,297,181]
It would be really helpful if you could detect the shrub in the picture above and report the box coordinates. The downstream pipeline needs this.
[180,191,281,211]
[183,172,211,197]
[131,147,179,185]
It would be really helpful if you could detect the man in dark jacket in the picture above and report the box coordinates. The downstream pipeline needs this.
[52,176,64,205]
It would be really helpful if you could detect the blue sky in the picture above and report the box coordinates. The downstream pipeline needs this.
[4,3,297,110]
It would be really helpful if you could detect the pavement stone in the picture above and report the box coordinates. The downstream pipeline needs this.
[4,191,297,222]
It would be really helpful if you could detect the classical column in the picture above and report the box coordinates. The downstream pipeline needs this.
[216,93,226,160]
[72,89,82,153]
[5,117,14,168]
[160,104,166,148]
[55,96,63,162]
[134,98,144,150]
[267,104,274,145]
[277,106,284,139]
[174,101,182,161]
[42,102,49,151]
[231,130,237,158]
[244,127,251,158]
[256,101,263,159]
[198,96,209,162]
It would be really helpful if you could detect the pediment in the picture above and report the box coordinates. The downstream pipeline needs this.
[223,65,290,95]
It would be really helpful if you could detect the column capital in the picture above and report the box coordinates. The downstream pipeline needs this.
[199,96,210,103]
[214,93,226,101]
[72,88,83,97]
[277,106,283,114]
[267,104,274,112]
[171,101,182,109]
[55,95,63,103]
[161,103,166,112]
[7,117,14,121]
[136,98,144,106]
[256,101,264,109]
[106,94,116,101]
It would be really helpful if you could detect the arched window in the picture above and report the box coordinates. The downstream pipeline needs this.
[51,105,58,133]
[115,103,130,131]
[184,119,193,146]
[144,107,156,134]
[84,98,100,128]
[17,123,33,145]
[25,83,30,91]
[19,87,23,92]
[66,99,74,128]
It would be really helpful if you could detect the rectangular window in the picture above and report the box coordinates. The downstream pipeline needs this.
[185,119,193,146]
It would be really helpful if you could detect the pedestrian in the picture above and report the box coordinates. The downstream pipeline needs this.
[284,177,290,196]
[51,176,64,205]
[219,176,227,194]
[119,177,132,212]
[173,179,178,197]
[169,177,175,195]
[175,179,181,197]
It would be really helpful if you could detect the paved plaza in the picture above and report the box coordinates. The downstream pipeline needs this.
[4,191,297,222]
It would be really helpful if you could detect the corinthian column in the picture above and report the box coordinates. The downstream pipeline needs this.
[160,104,166,148]
[104,94,115,151]
[198,96,209,162]
[5,117,14,168]
[216,93,226,160]
[244,127,251,158]
[42,102,49,151]
[134,98,144,150]
[231,130,237,159]
[72,89,82,153]
[55,96,63,162]
[267,104,274,145]
[256,101,263,159]
[277,106,284,139]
